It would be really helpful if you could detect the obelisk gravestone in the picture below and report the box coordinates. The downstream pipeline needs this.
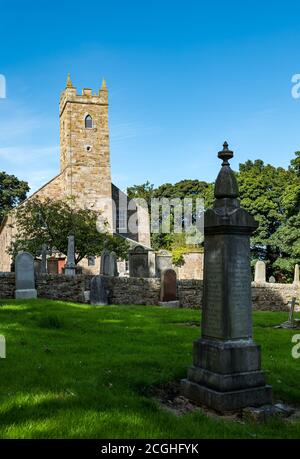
[181,142,272,412]
[64,235,76,276]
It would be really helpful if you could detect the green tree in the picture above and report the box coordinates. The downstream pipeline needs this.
[0,171,29,223]
[127,181,154,208]
[128,179,211,251]
[237,160,292,262]
[9,198,129,263]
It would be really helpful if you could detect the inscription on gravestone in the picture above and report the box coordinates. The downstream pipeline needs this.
[181,142,272,412]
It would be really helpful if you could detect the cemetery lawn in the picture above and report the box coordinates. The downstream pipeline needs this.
[0,299,300,439]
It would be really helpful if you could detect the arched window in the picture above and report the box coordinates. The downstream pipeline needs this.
[85,115,93,129]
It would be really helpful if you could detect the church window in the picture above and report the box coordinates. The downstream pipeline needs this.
[85,115,93,129]
[117,209,127,231]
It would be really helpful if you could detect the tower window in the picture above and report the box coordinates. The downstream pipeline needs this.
[85,115,93,129]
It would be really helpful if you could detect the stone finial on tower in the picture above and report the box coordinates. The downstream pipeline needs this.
[214,141,239,200]
[101,78,108,91]
[66,72,73,88]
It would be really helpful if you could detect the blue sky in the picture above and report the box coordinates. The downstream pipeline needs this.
[1,0,300,194]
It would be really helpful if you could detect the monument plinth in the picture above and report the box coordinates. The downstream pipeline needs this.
[181,142,272,412]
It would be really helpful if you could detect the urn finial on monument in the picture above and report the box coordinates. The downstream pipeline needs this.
[214,141,239,200]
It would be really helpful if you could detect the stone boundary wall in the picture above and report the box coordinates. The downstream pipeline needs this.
[0,273,299,311]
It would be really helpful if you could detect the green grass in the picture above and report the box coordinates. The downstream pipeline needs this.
[0,299,299,439]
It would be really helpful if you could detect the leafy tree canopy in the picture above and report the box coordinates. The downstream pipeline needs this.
[9,198,129,264]
[0,171,29,222]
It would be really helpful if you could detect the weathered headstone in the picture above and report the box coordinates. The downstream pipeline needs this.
[254,260,266,283]
[129,245,150,278]
[294,264,300,285]
[90,275,108,306]
[15,252,37,299]
[100,249,110,276]
[155,250,172,278]
[269,276,276,283]
[288,297,297,325]
[109,251,119,277]
[181,142,272,412]
[160,269,177,302]
[64,235,76,276]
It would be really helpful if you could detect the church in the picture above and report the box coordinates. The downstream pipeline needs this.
[0,75,151,273]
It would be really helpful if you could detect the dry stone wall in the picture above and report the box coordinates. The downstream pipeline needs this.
[0,273,299,310]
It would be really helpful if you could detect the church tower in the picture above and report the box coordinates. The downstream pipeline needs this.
[59,75,113,230]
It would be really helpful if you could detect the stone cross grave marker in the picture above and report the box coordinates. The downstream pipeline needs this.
[36,244,51,274]
[15,252,37,299]
[181,142,272,412]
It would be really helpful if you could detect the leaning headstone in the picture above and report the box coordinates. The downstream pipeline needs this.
[293,264,300,285]
[155,250,172,278]
[129,245,150,278]
[254,260,266,283]
[181,142,272,412]
[15,252,37,299]
[100,249,110,276]
[269,276,276,283]
[160,269,177,302]
[90,275,108,306]
[64,235,76,276]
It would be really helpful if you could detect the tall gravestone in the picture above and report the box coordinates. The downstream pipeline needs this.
[129,245,150,278]
[64,235,76,276]
[254,260,266,283]
[90,275,109,306]
[181,142,272,412]
[160,269,177,302]
[109,252,119,277]
[100,249,110,276]
[15,252,37,299]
